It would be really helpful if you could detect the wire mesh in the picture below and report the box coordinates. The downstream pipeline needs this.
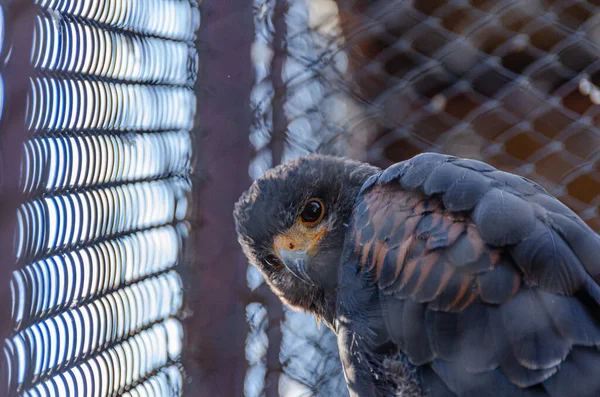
[1,0,200,396]
[335,0,600,230]
[247,0,600,396]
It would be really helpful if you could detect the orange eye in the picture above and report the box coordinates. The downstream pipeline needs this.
[299,199,325,226]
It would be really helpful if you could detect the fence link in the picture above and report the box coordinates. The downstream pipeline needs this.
[248,0,600,395]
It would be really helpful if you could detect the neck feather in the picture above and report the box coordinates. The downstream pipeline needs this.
[307,287,338,329]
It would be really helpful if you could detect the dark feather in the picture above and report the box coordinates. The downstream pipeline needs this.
[358,173,381,196]
[400,153,449,191]
[427,271,476,312]
[499,288,571,370]
[528,192,575,215]
[418,365,458,397]
[422,162,464,196]
[425,309,460,362]
[500,350,558,388]
[416,212,465,250]
[432,360,544,397]
[360,220,375,245]
[450,158,497,173]
[476,260,521,304]
[446,229,485,269]
[543,347,600,397]
[486,170,543,196]
[409,253,452,303]
[379,247,403,289]
[375,214,397,242]
[473,188,536,246]
[548,212,600,283]
[455,303,502,373]
[374,209,420,283]
[378,161,409,186]
[392,298,434,366]
[442,168,491,212]
[511,222,586,294]
[536,290,600,346]
[354,199,371,230]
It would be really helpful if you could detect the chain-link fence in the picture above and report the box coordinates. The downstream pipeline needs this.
[0,1,199,396]
[337,0,600,229]
[246,0,600,395]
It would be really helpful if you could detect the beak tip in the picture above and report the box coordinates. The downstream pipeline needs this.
[279,249,314,285]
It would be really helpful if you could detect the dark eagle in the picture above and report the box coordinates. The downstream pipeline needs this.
[234,153,600,397]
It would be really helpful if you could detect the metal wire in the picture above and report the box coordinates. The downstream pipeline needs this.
[2,1,199,395]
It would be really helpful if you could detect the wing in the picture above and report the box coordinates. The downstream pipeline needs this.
[341,153,600,397]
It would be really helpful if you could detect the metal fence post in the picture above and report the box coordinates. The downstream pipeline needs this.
[187,1,255,395]
[0,1,35,394]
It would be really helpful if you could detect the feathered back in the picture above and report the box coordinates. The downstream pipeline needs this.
[338,152,600,397]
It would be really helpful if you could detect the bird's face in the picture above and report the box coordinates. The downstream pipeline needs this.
[234,155,379,318]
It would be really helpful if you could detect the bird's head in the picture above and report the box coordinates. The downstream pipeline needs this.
[234,155,379,323]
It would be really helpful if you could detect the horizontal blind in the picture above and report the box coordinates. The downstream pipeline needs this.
[3,1,199,396]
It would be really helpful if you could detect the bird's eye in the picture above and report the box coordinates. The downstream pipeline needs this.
[299,199,325,226]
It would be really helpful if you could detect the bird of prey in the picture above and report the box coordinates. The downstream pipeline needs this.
[234,153,600,397]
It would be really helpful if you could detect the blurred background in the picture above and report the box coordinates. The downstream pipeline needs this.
[1,0,600,396]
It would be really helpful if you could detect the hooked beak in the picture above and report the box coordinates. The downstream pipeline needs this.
[279,249,314,285]
[274,227,327,286]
